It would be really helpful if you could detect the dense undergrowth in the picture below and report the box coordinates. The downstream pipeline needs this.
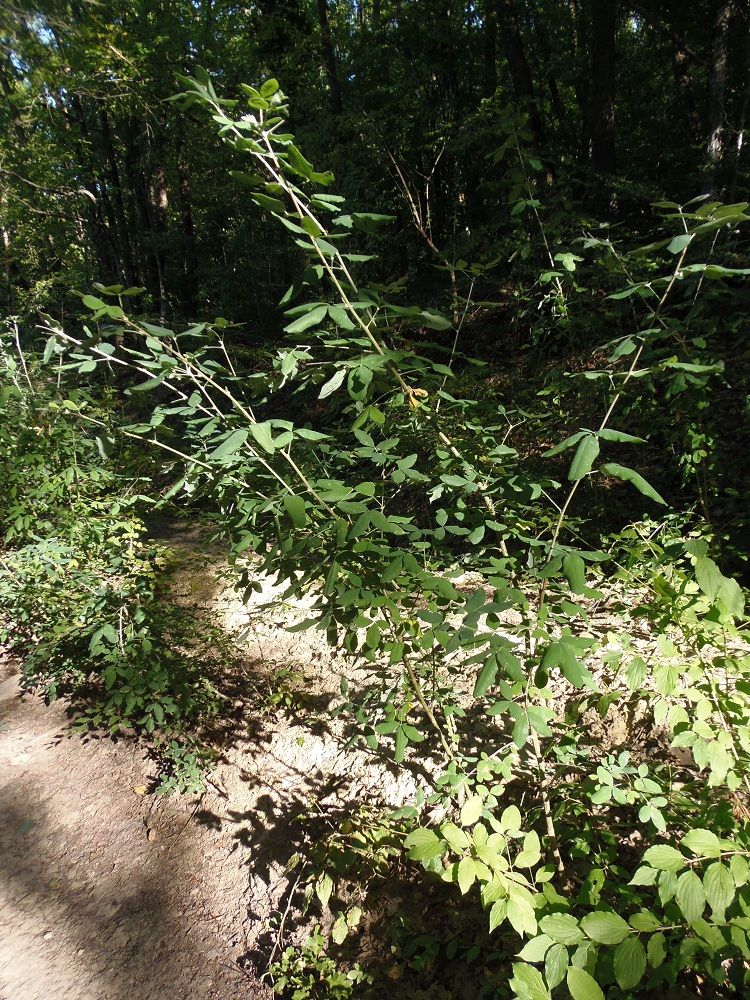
[2,74,750,1000]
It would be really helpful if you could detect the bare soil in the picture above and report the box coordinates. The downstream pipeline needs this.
[0,520,415,1000]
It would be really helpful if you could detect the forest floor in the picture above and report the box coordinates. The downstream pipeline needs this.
[0,520,418,1000]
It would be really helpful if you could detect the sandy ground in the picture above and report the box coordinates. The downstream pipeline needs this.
[0,521,416,1000]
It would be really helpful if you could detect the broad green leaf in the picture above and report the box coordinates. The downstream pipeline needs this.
[489,899,507,933]
[580,911,630,944]
[566,966,604,1000]
[209,428,248,459]
[667,232,694,254]
[562,553,586,595]
[460,794,483,827]
[510,962,550,1000]
[440,821,470,852]
[648,932,666,968]
[474,657,498,698]
[248,422,275,453]
[517,934,553,962]
[315,872,333,908]
[318,368,346,399]
[252,190,286,213]
[285,304,328,334]
[600,462,666,505]
[675,870,705,923]
[404,827,443,862]
[642,845,686,872]
[499,804,522,833]
[680,828,722,858]
[703,862,734,915]
[539,914,584,945]
[543,430,587,458]
[507,887,538,937]
[695,556,722,601]
[545,942,568,989]
[457,856,478,894]
[282,494,307,528]
[597,428,646,444]
[613,936,647,990]
[568,434,600,480]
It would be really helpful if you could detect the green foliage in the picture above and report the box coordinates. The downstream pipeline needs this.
[6,69,750,1000]
[268,926,372,999]
[0,325,218,735]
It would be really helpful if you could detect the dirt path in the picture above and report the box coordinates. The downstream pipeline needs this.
[0,522,412,1000]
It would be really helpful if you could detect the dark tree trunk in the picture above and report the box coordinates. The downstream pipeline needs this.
[316,0,343,116]
[704,0,733,194]
[497,0,545,145]
[122,118,160,302]
[99,107,139,285]
[482,0,498,97]
[590,0,617,173]
[671,42,703,149]
[177,135,197,319]
[534,16,571,137]
[151,161,169,320]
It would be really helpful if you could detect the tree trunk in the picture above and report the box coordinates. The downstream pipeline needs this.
[177,134,197,319]
[497,0,545,145]
[671,42,702,149]
[99,107,139,286]
[151,161,169,320]
[316,0,343,116]
[704,0,733,194]
[590,0,617,173]
[482,0,498,97]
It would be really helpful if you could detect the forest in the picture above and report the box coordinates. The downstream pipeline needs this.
[1,1,750,999]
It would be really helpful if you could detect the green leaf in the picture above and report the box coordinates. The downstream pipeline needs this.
[680,828,722,858]
[510,963,551,1000]
[319,368,346,399]
[566,966,604,1000]
[404,828,443,862]
[675,870,705,923]
[648,932,666,968]
[568,434,600,481]
[282,494,308,528]
[642,845,686,872]
[543,430,586,458]
[285,304,328,333]
[457,856,477,894]
[538,914,584,945]
[440,821,470,852]
[499,804,522,833]
[252,191,286,214]
[695,556,723,601]
[580,911,630,945]
[209,428,248,459]
[600,462,666,505]
[613,936,647,990]
[703,862,734,915]
[474,657,498,698]
[541,641,595,690]
[82,294,106,310]
[460,794,483,827]
[315,872,333,908]
[667,232,694,254]
[420,310,452,330]
[597,428,646,444]
[248,422,275,454]
[517,934,553,962]
[562,553,586,595]
[545,942,568,990]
